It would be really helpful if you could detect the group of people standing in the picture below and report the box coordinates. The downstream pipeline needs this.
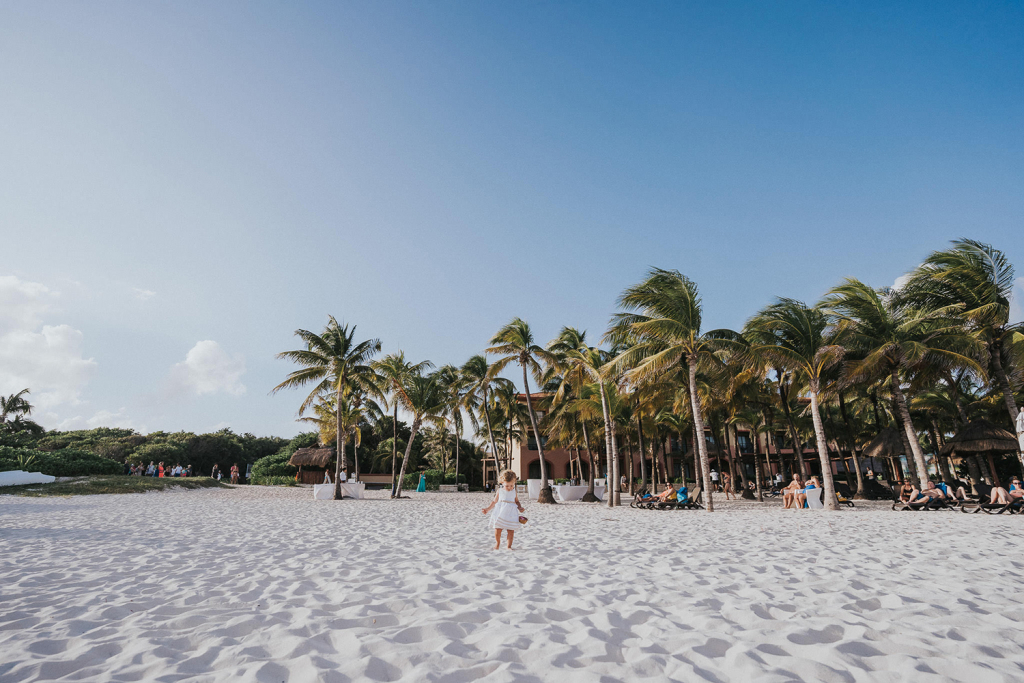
[123,461,240,483]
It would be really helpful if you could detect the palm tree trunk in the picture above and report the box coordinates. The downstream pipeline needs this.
[808,384,839,510]
[730,422,749,491]
[989,337,1020,423]
[581,421,598,501]
[719,418,737,492]
[928,421,953,482]
[335,385,344,500]
[598,382,616,507]
[390,404,399,496]
[394,416,421,498]
[622,438,630,497]
[890,369,929,486]
[690,426,699,483]
[838,392,866,498]
[778,374,808,478]
[687,356,714,512]
[636,418,648,492]
[522,367,555,504]
[659,435,669,486]
[353,433,359,482]
[481,387,502,478]
[610,421,621,506]
[752,426,763,501]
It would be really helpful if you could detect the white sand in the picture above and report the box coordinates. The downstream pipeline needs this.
[1,488,1022,682]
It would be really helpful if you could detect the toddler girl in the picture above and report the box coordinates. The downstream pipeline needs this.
[482,470,524,549]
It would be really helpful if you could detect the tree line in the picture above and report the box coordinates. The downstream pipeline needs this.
[276,238,1023,511]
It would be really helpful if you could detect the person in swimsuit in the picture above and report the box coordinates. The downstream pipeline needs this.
[783,475,804,509]
[799,476,821,508]
[898,481,914,503]
[652,486,678,503]
[988,479,1024,504]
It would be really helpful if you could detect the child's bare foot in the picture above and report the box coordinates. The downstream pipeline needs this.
[492,544,500,550]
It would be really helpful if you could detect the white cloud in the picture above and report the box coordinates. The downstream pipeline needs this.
[170,341,246,397]
[1011,277,1024,325]
[0,275,57,331]
[0,276,96,410]
[892,274,911,292]
[57,408,138,431]
[133,288,156,301]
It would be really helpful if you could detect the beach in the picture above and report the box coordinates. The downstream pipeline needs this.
[1,488,1022,683]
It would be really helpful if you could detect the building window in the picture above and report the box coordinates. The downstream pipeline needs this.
[737,433,753,453]
[527,435,548,451]
[528,460,542,480]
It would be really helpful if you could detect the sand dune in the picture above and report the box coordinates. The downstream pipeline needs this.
[2,487,1022,682]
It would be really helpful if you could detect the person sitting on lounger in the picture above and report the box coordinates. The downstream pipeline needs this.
[909,481,945,505]
[987,480,1024,505]
[783,475,804,509]
[935,480,968,501]
[798,476,821,508]
[898,480,915,503]
[652,486,678,503]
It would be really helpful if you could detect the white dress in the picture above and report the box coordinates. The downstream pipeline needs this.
[491,487,521,530]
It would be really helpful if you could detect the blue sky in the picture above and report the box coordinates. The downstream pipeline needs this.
[1,1,1021,437]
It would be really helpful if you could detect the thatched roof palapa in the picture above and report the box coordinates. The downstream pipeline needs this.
[862,426,905,459]
[939,420,1018,456]
[288,447,335,468]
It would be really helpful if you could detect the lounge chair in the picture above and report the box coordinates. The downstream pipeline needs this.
[629,488,654,509]
[893,494,956,511]
[961,498,1023,515]
[673,486,703,510]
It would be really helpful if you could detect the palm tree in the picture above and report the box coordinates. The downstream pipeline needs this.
[374,352,433,496]
[745,299,845,509]
[461,354,504,479]
[546,327,603,501]
[908,239,1021,428]
[392,370,448,498]
[487,318,558,504]
[436,364,470,485]
[0,389,42,435]
[608,268,737,512]
[823,280,981,486]
[565,345,622,506]
[273,318,381,499]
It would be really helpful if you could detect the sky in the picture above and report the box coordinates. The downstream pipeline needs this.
[1,1,1021,438]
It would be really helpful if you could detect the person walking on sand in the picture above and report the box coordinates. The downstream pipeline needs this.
[723,472,734,500]
[482,470,525,550]
[230,463,239,484]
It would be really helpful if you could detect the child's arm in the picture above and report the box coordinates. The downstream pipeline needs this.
[482,491,499,514]
[515,494,524,512]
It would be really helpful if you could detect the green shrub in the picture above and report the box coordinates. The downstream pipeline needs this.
[250,433,318,480]
[443,473,467,485]
[250,475,298,486]
[251,451,297,479]
[128,441,186,466]
[0,447,122,477]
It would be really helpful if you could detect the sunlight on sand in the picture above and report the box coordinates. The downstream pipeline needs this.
[1,487,1021,682]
